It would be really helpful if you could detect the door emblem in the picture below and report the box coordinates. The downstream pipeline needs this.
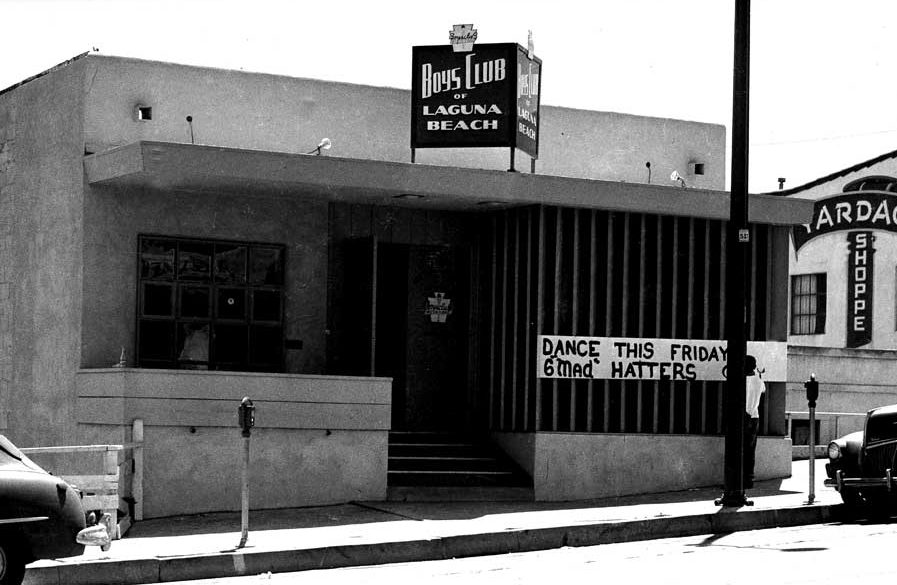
[426,292,453,323]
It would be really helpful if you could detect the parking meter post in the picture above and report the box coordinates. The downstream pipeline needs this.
[806,402,816,504]
[239,433,250,547]
[805,375,819,505]
[237,397,255,549]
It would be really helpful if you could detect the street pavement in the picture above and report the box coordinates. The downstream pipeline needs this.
[24,459,844,585]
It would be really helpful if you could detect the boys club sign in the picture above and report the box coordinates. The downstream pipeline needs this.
[411,36,542,158]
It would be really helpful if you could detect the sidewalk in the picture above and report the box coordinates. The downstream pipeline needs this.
[25,459,844,585]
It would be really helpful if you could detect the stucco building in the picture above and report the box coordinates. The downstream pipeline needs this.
[0,53,810,518]
[781,152,897,443]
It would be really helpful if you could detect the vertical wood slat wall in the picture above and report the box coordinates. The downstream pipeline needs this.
[480,205,774,436]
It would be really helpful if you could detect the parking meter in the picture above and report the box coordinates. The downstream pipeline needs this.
[238,397,255,437]
[804,374,819,504]
[237,396,254,548]
[805,374,819,408]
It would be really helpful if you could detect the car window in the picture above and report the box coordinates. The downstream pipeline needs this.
[867,412,897,443]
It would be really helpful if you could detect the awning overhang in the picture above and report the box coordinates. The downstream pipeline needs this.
[84,141,813,225]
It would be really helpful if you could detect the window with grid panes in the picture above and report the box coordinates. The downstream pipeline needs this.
[137,236,285,371]
[790,273,826,335]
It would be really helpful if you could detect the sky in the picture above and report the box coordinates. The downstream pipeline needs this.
[2,0,896,193]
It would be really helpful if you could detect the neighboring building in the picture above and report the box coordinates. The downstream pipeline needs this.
[0,53,810,518]
[780,151,897,444]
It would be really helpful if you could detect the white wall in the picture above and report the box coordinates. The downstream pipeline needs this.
[495,432,790,501]
[77,55,726,190]
[790,228,897,350]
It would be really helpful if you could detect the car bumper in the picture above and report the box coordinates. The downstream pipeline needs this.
[825,468,897,491]
[76,514,112,550]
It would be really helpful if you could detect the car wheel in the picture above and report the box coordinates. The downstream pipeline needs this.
[840,489,863,507]
[0,540,26,585]
[853,491,895,520]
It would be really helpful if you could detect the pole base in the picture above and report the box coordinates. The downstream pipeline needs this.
[714,492,754,507]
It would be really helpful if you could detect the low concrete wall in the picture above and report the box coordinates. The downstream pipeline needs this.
[787,345,887,444]
[785,411,866,447]
[788,346,897,415]
[75,369,391,518]
[792,445,827,460]
[494,431,791,501]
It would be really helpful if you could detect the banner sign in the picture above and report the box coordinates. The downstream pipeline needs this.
[792,193,897,252]
[537,336,787,382]
[411,43,542,158]
[846,231,875,348]
[515,44,541,158]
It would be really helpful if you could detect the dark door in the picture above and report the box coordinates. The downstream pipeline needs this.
[376,244,470,431]
[327,238,375,376]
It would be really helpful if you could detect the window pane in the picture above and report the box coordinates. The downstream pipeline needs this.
[815,311,826,333]
[253,290,281,321]
[138,236,284,372]
[215,245,247,284]
[178,323,209,366]
[249,247,284,285]
[217,288,246,320]
[214,324,247,365]
[790,273,826,335]
[180,286,210,318]
[139,321,174,361]
[178,242,212,282]
[250,325,283,369]
[141,239,175,280]
[143,283,174,316]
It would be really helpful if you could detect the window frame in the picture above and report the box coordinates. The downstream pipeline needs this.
[790,273,827,335]
[136,235,286,371]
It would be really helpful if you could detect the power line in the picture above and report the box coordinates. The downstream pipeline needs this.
[752,128,897,147]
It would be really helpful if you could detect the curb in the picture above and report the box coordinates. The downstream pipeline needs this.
[25,503,842,585]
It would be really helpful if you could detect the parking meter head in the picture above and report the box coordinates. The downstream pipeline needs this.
[239,397,255,436]
[805,375,819,408]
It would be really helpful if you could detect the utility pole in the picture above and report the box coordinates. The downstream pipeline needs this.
[717,0,751,508]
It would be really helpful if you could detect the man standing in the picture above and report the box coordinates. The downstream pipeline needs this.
[744,354,765,488]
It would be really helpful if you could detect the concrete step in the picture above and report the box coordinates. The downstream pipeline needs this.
[387,431,531,489]
[389,443,483,458]
[388,455,503,472]
[386,484,535,502]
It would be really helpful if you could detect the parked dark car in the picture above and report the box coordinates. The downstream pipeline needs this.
[825,403,897,508]
[0,435,109,585]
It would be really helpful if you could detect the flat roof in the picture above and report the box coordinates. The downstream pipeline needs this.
[84,141,813,225]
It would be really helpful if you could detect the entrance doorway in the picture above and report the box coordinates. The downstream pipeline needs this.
[376,243,470,431]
